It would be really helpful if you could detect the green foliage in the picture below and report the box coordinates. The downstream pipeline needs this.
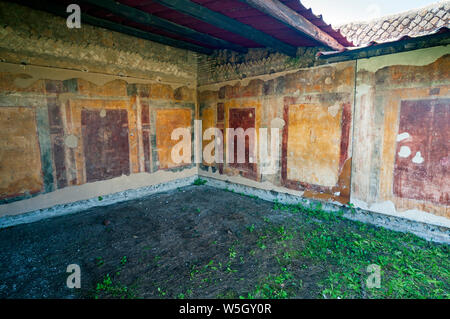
[94,273,136,299]
[193,178,207,186]
[247,267,301,299]
[95,256,104,267]
[91,195,449,300]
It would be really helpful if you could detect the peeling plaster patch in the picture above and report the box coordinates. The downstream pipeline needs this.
[199,169,305,198]
[270,117,285,128]
[334,191,341,196]
[412,151,424,164]
[197,61,355,92]
[370,201,397,215]
[99,109,106,118]
[327,103,340,117]
[350,198,369,210]
[396,132,410,142]
[402,209,450,228]
[351,198,450,229]
[398,146,411,158]
[64,134,78,148]
[357,45,450,73]
[0,62,193,89]
[356,84,371,97]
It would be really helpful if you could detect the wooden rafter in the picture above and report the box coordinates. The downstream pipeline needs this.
[152,0,298,56]
[81,0,248,53]
[239,0,345,50]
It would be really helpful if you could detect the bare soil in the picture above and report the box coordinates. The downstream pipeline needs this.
[0,184,448,299]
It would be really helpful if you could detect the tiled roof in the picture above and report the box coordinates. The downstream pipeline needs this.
[339,1,450,46]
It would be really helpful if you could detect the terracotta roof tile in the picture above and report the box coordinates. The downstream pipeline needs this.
[339,1,450,46]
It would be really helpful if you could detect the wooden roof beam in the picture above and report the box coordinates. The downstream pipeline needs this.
[152,0,298,56]
[240,0,345,51]
[81,0,248,53]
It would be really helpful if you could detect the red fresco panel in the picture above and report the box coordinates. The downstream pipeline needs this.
[228,108,256,174]
[141,103,151,173]
[81,109,130,183]
[393,99,450,205]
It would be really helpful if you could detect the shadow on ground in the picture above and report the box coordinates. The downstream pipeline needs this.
[0,184,448,299]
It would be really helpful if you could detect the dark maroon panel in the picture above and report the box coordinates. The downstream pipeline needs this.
[217,102,224,122]
[81,109,130,183]
[394,99,449,205]
[141,103,150,125]
[339,102,352,172]
[141,103,151,173]
[47,97,67,189]
[228,108,256,174]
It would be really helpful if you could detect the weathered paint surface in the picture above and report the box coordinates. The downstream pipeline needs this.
[81,109,130,183]
[156,108,192,169]
[352,46,450,218]
[201,106,216,166]
[285,103,342,187]
[393,98,449,205]
[199,46,450,222]
[228,108,256,175]
[199,62,355,204]
[223,98,262,181]
[0,107,43,199]
[0,70,196,208]
[0,1,197,216]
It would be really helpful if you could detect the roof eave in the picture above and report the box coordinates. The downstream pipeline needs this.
[318,27,450,63]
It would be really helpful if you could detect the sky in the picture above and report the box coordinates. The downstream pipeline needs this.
[300,0,443,27]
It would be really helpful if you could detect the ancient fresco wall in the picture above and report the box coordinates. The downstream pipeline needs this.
[199,45,450,225]
[352,46,450,220]
[0,2,197,217]
[198,61,356,205]
[0,65,196,215]
[0,1,448,229]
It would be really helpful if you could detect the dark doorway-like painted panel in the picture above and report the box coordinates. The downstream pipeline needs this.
[81,109,130,183]
[228,108,256,175]
[394,98,449,205]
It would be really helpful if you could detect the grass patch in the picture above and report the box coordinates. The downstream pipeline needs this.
[193,178,207,186]
[90,192,449,299]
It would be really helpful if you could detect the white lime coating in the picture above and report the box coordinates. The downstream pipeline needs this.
[351,199,450,229]
[64,134,78,148]
[412,151,425,164]
[398,145,411,158]
[396,132,410,142]
[357,45,450,73]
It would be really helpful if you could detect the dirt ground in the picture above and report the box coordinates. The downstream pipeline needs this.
[0,184,448,299]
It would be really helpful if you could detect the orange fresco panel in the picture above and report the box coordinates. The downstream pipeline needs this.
[286,104,342,187]
[156,109,191,169]
[201,107,215,166]
[0,107,43,199]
